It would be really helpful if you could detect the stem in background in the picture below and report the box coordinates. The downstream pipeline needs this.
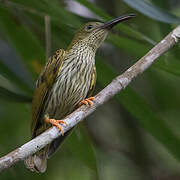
[45,15,51,62]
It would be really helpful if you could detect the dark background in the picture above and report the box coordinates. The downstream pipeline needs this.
[0,0,180,179]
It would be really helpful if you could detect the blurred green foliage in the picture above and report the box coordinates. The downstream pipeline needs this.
[0,0,180,179]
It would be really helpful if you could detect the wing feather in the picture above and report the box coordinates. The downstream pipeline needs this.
[31,49,65,137]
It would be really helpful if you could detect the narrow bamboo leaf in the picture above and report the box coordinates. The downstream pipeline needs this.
[108,34,150,58]
[151,0,171,37]
[77,0,110,20]
[0,38,34,92]
[11,0,82,28]
[96,57,180,162]
[108,34,180,79]
[0,75,32,103]
[0,7,45,76]
[42,0,82,28]
[78,125,97,173]
[65,125,98,173]
[155,58,180,77]
[0,61,33,95]
[151,0,170,9]
[0,87,32,103]
[123,0,180,24]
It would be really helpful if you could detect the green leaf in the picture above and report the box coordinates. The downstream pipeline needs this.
[96,57,180,162]
[155,57,180,77]
[0,87,32,103]
[108,33,180,80]
[0,75,32,102]
[123,0,180,24]
[108,34,150,58]
[0,60,33,95]
[65,125,98,173]
[0,7,45,77]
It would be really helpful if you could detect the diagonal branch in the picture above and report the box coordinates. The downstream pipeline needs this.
[0,25,180,173]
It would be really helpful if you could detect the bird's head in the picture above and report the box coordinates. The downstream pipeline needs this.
[68,14,135,52]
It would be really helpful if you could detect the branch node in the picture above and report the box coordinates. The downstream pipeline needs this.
[117,77,129,89]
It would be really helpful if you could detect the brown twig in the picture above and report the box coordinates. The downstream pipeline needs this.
[45,15,51,61]
[0,25,180,173]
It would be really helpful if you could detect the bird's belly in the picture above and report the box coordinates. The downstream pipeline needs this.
[46,62,93,119]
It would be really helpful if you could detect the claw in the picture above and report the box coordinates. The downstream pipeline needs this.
[78,97,96,107]
[45,117,67,136]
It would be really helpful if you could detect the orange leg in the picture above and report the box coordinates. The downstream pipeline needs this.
[45,117,67,136]
[78,97,96,107]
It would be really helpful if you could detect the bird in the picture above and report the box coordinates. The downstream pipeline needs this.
[24,14,135,173]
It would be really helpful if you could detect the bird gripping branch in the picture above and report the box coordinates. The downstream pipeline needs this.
[25,14,135,173]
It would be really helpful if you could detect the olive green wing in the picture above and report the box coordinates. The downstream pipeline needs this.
[86,66,96,98]
[31,49,65,137]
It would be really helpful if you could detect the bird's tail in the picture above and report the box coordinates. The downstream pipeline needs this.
[24,148,47,173]
[24,129,73,173]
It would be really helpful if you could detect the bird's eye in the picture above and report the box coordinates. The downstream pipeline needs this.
[86,24,93,30]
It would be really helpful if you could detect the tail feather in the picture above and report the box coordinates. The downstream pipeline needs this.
[24,149,47,173]
[25,128,74,172]
[47,128,73,158]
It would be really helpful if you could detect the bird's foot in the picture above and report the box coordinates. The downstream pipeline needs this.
[78,97,96,107]
[45,116,67,136]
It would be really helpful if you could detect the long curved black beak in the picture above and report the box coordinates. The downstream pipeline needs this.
[101,14,136,29]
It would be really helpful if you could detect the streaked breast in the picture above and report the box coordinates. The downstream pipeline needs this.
[46,48,95,119]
